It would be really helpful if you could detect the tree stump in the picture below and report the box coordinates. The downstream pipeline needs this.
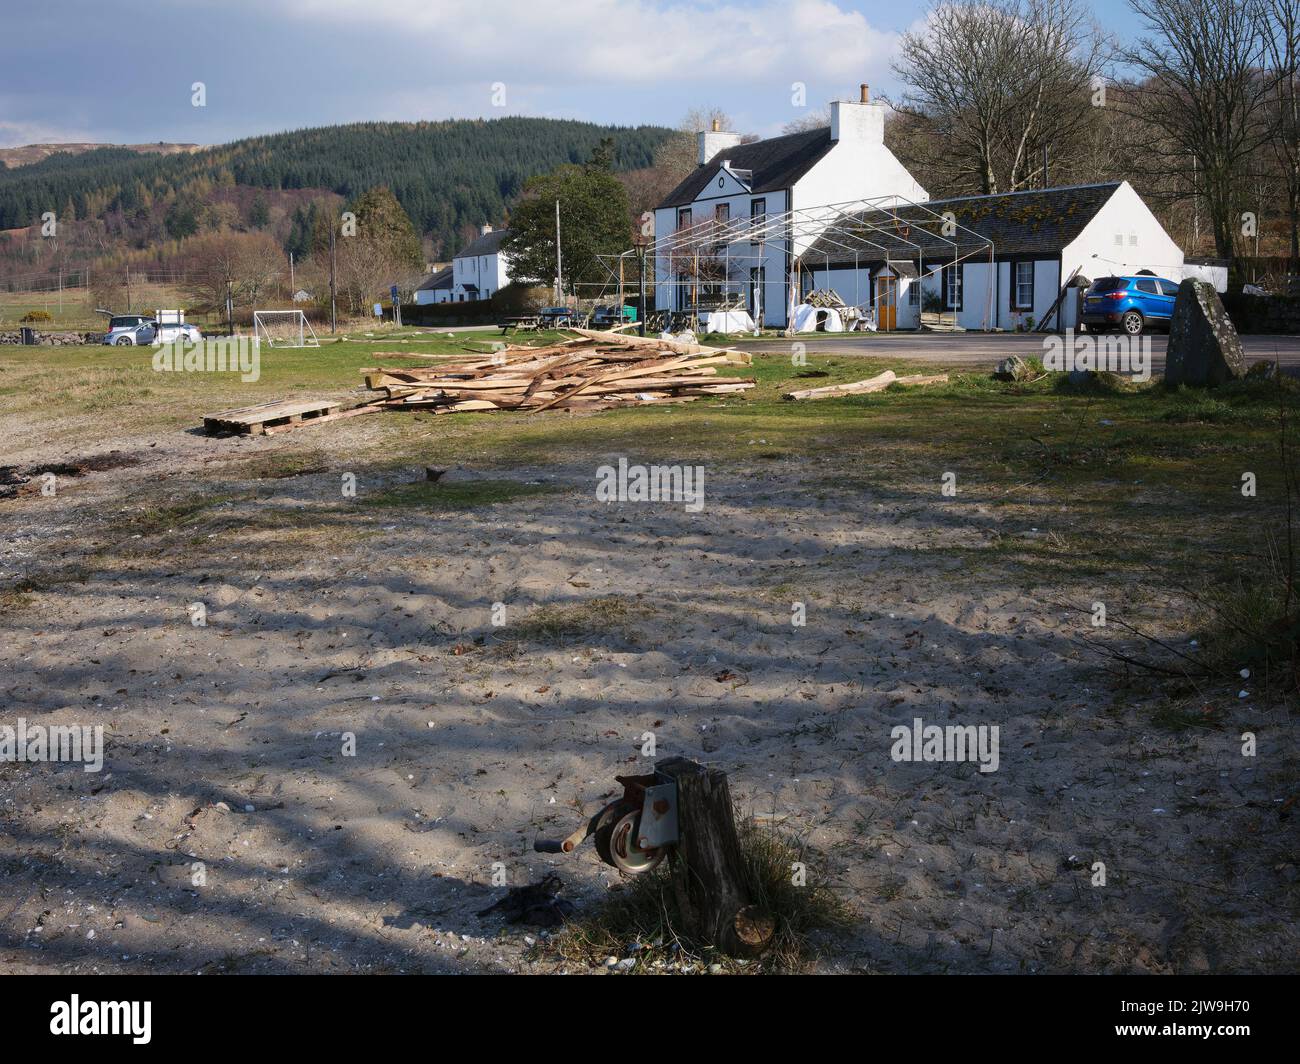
[656,757,775,956]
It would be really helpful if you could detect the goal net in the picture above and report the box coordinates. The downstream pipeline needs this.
[253,309,320,348]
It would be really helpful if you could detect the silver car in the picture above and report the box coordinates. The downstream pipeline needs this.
[102,316,202,345]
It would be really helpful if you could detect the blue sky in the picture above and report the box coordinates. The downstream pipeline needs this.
[3,0,1137,148]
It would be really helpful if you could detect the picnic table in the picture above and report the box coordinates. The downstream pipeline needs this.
[499,316,542,335]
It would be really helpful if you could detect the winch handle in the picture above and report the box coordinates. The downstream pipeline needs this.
[533,838,565,854]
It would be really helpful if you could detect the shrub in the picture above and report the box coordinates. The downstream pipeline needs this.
[20,310,52,323]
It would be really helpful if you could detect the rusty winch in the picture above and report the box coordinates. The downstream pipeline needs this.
[533,773,679,874]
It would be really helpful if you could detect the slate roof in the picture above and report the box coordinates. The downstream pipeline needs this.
[805,182,1122,265]
[657,128,836,209]
[456,228,511,259]
[416,265,453,292]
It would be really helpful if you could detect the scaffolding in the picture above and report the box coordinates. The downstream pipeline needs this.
[597,193,997,334]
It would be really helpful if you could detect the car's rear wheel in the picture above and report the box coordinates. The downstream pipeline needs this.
[1121,311,1144,335]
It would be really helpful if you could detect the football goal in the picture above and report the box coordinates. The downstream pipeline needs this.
[253,309,320,348]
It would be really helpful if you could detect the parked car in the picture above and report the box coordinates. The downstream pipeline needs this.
[102,317,202,345]
[101,315,153,345]
[1081,275,1181,335]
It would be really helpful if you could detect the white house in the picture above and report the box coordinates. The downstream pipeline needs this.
[413,265,453,305]
[653,86,927,328]
[414,225,513,305]
[801,181,1193,331]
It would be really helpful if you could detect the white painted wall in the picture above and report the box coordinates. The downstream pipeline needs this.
[1062,182,1184,289]
[654,189,789,325]
[451,250,511,301]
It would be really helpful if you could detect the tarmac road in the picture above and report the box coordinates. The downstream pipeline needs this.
[741,330,1300,373]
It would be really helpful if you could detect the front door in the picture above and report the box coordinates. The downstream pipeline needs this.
[876,274,897,331]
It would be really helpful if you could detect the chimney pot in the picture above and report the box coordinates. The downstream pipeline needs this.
[860,83,869,104]
[712,118,721,132]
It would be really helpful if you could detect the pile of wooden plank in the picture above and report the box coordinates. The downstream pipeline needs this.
[358,329,755,415]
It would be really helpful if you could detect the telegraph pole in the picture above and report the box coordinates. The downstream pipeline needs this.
[555,199,562,305]
[329,223,338,334]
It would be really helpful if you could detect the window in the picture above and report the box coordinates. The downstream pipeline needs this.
[677,207,692,230]
[908,277,919,306]
[1012,261,1034,310]
[1158,279,1182,296]
[715,203,730,223]
[1134,279,1158,294]
[945,264,963,310]
[750,197,766,228]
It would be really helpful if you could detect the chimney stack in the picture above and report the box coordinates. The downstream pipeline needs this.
[831,84,884,144]
[697,122,743,166]
[480,223,493,236]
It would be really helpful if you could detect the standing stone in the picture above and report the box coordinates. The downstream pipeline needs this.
[1165,279,1245,386]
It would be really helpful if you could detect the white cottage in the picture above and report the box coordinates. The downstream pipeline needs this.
[653,86,926,328]
[801,181,1194,331]
[414,225,513,305]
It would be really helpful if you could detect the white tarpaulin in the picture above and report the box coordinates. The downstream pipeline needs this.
[792,304,844,332]
[700,310,757,334]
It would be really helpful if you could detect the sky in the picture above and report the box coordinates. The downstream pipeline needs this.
[2,0,1137,148]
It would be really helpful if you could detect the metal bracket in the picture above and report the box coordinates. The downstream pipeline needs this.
[637,780,679,849]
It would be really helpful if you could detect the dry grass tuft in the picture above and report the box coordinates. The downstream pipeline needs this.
[547,819,854,974]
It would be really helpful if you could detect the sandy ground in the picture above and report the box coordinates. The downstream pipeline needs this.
[0,415,1296,974]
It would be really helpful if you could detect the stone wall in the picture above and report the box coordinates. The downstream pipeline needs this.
[1220,293,1300,334]
[0,330,100,345]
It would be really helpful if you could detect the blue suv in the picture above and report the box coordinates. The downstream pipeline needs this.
[1081,275,1181,335]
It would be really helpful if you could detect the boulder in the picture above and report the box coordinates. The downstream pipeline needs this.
[1165,279,1245,386]
[1245,359,1279,381]
[994,354,1030,381]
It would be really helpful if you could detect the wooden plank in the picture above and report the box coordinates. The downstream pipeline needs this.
[782,370,896,400]
[781,371,946,401]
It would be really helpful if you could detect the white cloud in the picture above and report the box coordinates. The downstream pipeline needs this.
[268,0,899,89]
[0,117,96,149]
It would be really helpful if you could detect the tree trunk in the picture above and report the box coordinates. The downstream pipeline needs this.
[656,757,775,957]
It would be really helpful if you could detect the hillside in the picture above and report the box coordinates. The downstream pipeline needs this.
[0,118,673,259]
[0,142,203,169]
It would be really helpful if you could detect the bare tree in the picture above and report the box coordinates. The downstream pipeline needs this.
[651,108,737,185]
[782,107,831,135]
[185,231,285,318]
[1263,0,1300,264]
[1120,0,1276,257]
[891,0,1107,194]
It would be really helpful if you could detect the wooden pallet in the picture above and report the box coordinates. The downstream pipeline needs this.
[203,398,342,435]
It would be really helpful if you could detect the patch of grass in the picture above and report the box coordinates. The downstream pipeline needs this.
[1195,570,1300,686]
[1159,395,1241,423]
[510,596,659,646]
[124,496,237,538]
[0,589,35,615]
[236,450,332,480]
[550,820,853,974]
[1150,699,1224,732]
[361,478,559,509]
